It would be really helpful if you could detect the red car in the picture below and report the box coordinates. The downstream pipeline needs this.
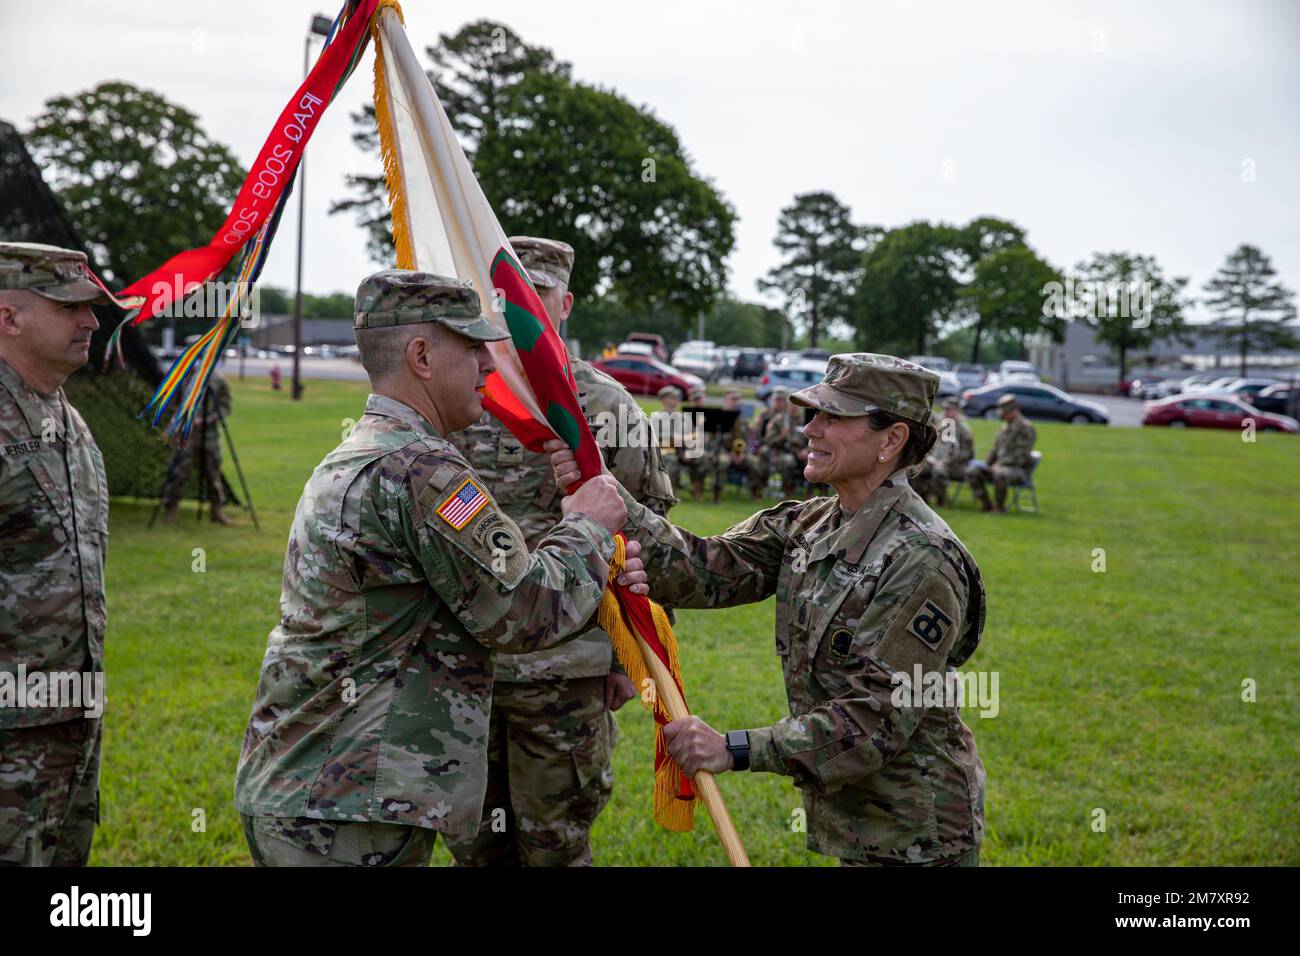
[1142,394,1299,432]
[591,356,704,399]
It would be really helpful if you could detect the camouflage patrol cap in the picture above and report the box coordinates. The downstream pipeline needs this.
[790,353,939,426]
[353,270,508,341]
[0,241,134,307]
[942,396,962,410]
[996,393,1019,409]
[509,236,574,290]
[657,385,680,399]
[770,386,790,399]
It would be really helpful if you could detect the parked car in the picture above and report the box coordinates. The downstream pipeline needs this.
[961,382,1109,424]
[615,341,654,357]
[1142,394,1299,432]
[591,356,704,399]
[756,358,828,403]
[732,349,767,380]
[1217,378,1281,400]
[623,332,667,361]
[670,345,721,382]
[799,348,832,361]
[953,363,985,390]
[908,355,952,372]
[1143,373,1216,400]
[936,371,962,399]
[995,360,1039,381]
[1251,383,1295,415]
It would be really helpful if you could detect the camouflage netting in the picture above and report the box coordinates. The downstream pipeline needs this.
[0,118,237,506]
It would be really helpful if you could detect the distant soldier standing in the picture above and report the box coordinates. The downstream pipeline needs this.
[234,270,643,867]
[0,242,127,866]
[914,398,974,507]
[446,237,676,867]
[161,368,232,524]
[968,393,1036,513]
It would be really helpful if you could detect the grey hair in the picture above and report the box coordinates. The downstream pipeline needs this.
[355,321,445,384]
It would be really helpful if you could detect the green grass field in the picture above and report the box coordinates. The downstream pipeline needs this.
[91,378,1299,866]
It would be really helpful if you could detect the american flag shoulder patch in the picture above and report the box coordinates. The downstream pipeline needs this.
[436,477,491,530]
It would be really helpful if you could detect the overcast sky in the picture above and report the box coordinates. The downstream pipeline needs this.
[2,0,1297,321]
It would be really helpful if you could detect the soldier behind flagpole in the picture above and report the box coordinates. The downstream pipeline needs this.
[444,237,678,867]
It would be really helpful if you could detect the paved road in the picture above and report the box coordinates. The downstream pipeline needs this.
[231,356,368,382]
[228,357,1151,427]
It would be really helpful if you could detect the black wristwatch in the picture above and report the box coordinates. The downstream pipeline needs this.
[724,730,750,772]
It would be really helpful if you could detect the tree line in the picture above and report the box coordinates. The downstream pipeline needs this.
[23,21,1296,380]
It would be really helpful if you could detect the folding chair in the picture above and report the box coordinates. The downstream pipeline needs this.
[1009,451,1042,513]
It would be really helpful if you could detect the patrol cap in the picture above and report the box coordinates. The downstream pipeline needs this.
[0,241,135,307]
[942,397,962,410]
[657,385,680,399]
[790,353,939,426]
[769,386,790,399]
[353,270,508,341]
[509,236,574,290]
[996,393,1019,409]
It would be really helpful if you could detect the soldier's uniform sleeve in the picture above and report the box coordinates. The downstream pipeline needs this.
[620,490,796,609]
[958,422,974,465]
[404,452,616,654]
[746,542,970,793]
[986,426,1004,466]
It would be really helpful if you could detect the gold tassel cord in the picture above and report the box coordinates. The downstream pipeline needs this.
[596,536,696,832]
[370,0,414,270]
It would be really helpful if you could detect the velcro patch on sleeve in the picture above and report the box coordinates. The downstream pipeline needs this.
[868,568,964,676]
[436,477,491,530]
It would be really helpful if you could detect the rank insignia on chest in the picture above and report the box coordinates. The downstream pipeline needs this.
[909,600,953,648]
[497,440,524,466]
[437,478,490,530]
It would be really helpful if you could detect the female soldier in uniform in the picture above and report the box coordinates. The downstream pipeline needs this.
[553,354,986,866]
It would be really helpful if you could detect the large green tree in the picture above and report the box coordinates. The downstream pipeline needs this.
[474,72,735,316]
[757,191,869,349]
[26,81,245,284]
[334,20,571,261]
[335,21,733,317]
[1202,244,1297,376]
[1068,252,1189,387]
[852,221,961,355]
[963,245,1063,363]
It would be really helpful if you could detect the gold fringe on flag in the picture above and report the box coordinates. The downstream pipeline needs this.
[370,0,415,270]
[597,536,697,832]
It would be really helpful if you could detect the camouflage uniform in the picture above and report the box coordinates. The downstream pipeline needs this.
[161,372,231,507]
[621,355,987,864]
[445,349,676,866]
[914,411,974,506]
[234,271,617,867]
[0,242,122,866]
[969,398,1037,510]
